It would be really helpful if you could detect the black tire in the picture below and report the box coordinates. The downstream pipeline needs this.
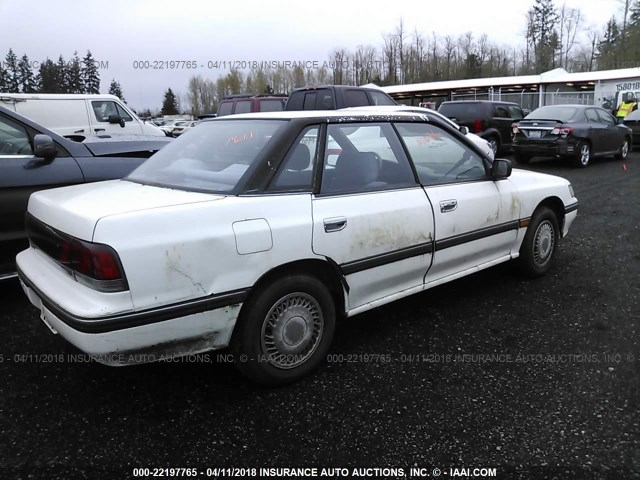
[571,141,591,168]
[231,274,336,386]
[614,137,630,160]
[514,153,531,164]
[516,207,560,278]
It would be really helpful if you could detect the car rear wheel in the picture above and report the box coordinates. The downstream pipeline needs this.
[614,138,630,160]
[231,274,336,385]
[516,207,560,278]
[514,153,531,164]
[572,142,591,168]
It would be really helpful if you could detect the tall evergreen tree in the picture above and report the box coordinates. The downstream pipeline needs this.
[37,58,59,93]
[597,18,621,69]
[82,51,100,94]
[161,88,179,115]
[0,63,7,93]
[56,55,69,93]
[17,54,36,93]
[108,79,126,102]
[528,0,559,72]
[4,49,20,92]
[67,51,83,93]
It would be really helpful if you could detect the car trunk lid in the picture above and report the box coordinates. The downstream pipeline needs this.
[27,180,223,241]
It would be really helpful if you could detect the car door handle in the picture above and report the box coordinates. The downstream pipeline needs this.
[440,200,458,213]
[323,217,347,233]
[74,129,85,133]
[94,128,105,132]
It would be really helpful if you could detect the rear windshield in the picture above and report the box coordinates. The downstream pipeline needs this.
[127,120,286,193]
[526,106,580,122]
[438,102,486,120]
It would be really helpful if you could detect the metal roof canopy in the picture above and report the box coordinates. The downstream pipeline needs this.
[379,67,640,96]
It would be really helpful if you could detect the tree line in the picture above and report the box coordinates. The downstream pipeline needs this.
[0,49,103,94]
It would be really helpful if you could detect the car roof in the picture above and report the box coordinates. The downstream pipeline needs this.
[206,109,433,122]
[440,100,520,106]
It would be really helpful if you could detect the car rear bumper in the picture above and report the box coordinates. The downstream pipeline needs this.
[513,138,578,157]
[17,248,246,365]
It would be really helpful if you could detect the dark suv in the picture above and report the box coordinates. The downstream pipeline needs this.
[438,100,524,155]
[285,85,396,111]
[217,94,288,117]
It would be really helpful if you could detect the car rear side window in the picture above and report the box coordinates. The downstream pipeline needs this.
[369,91,396,105]
[508,105,523,120]
[395,122,486,185]
[494,106,509,118]
[585,109,600,123]
[259,99,285,112]
[235,100,251,114]
[269,126,319,192]
[217,102,233,116]
[344,89,369,107]
[303,93,317,110]
[0,115,33,155]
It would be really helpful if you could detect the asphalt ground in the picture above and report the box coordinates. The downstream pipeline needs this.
[1,152,639,480]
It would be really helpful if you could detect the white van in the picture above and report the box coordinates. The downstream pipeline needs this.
[0,93,165,137]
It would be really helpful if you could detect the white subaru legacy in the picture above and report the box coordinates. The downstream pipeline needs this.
[17,110,578,385]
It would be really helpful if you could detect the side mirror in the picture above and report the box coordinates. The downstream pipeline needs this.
[33,134,57,160]
[491,158,512,180]
[108,114,126,128]
[459,126,470,135]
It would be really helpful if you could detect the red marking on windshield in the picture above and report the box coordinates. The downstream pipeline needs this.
[227,132,254,144]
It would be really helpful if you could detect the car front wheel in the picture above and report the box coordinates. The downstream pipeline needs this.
[232,274,336,385]
[572,141,591,168]
[614,138,630,160]
[516,207,560,278]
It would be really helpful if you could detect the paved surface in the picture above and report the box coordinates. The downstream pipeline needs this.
[1,153,639,480]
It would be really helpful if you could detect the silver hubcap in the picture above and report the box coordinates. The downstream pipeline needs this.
[533,221,555,267]
[580,144,590,165]
[260,292,323,369]
[621,141,629,158]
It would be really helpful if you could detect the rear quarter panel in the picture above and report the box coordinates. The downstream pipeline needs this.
[92,194,320,311]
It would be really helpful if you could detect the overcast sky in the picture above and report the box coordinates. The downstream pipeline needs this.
[0,0,622,111]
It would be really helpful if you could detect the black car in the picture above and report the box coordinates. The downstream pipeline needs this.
[437,100,524,155]
[285,85,396,111]
[512,105,632,168]
[0,105,172,280]
[622,109,640,146]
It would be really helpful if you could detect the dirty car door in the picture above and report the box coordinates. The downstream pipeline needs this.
[395,122,518,284]
[311,122,434,311]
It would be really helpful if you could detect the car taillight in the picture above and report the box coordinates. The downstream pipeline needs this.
[57,238,127,292]
[512,123,520,134]
[551,126,574,137]
[473,119,483,133]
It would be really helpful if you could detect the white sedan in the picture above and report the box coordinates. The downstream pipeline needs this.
[17,110,578,385]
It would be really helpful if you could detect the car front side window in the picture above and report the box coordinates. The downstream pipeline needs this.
[395,122,487,185]
[0,116,33,156]
[91,101,119,123]
[320,123,416,194]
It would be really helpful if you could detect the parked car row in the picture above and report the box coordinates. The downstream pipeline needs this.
[436,100,633,168]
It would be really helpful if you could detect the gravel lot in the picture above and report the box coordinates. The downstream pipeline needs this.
[1,152,638,480]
